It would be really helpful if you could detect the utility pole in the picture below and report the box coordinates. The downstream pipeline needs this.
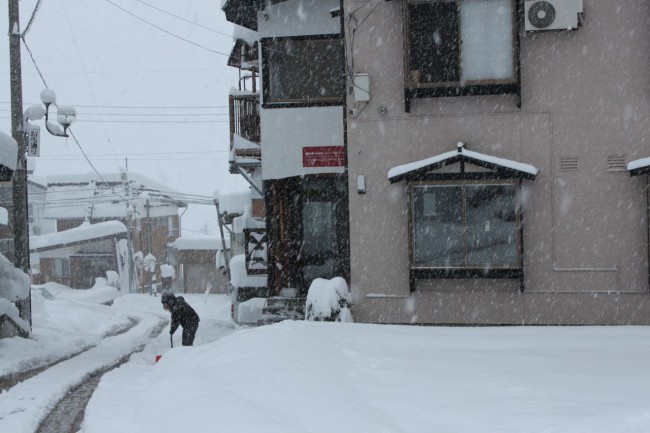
[120,162,137,293]
[8,0,32,327]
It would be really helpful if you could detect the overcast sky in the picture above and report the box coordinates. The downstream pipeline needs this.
[1,0,248,236]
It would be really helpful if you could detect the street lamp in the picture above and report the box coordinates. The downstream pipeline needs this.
[23,89,77,156]
[35,89,76,137]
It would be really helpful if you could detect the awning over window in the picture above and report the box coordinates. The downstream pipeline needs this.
[627,157,650,176]
[388,143,538,183]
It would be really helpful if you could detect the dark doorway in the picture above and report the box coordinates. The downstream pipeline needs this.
[266,175,349,297]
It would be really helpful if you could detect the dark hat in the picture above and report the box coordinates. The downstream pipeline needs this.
[161,292,176,306]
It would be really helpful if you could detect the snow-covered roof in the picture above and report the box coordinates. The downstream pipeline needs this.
[0,130,17,171]
[627,157,650,176]
[43,172,186,220]
[30,221,127,252]
[172,236,231,251]
[46,172,181,196]
[388,143,539,183]
[27,173,48,189]
[214,182,251,215]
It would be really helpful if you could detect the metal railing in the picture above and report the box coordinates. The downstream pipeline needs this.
[229,93,260,148]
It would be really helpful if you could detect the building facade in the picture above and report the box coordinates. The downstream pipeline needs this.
[224,0,350,299]
[345,0,650,324]
[223,0,650,325]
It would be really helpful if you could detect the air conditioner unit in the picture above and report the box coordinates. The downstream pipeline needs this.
[525,0,583,32]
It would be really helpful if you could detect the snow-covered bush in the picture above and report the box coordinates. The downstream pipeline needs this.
[305,277,353,322]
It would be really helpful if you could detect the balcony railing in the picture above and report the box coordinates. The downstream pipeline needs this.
[229,93,260,147]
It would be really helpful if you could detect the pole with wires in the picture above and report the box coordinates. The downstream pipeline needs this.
[8,0,32,330]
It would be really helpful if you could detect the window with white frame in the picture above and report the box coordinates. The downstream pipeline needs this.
[262,35,345,106]
[410,180,520,268]
[404,0,517,92]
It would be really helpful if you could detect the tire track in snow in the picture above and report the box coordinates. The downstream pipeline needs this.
[0,318,139,392]
[35,319,168,433]
[0,312,167,433]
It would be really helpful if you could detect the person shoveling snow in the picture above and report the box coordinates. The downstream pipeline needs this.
[161,293,200,346]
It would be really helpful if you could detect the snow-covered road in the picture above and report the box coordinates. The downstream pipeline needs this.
[0,298,167,433]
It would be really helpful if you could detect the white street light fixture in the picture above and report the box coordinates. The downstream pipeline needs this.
[38,89,76,137]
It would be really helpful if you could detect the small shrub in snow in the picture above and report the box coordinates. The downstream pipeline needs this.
[305,277,353,322]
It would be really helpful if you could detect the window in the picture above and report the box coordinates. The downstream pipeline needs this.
[0,185,12,204]
[262,35,345,106]
[54,258,71,278]
[404,0,518,102]
[410,181,520,269]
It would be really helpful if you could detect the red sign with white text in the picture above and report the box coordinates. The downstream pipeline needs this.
[302,146,346,168]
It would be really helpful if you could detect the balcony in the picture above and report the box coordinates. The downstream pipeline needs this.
[229,93,261,174]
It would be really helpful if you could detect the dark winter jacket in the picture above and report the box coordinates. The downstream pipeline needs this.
[169,296,200,335]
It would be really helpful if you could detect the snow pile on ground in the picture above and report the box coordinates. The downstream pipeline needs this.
[0,253,31,302]
[0,288,129,377]
[305,276,352,322]
[3,282,650,433]
[82,323,650,433]
[36,279,120,304]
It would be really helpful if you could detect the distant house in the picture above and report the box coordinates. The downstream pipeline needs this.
[169,236,231,294]
[0,174,55,264]
[44,173,187,276]
[30,221,129,290]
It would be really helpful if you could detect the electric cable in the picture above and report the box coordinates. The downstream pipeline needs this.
[104,0,230,57]
[132,0,232,38]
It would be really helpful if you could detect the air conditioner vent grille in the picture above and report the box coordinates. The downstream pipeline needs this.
[606,155,627,172]
[560,156,578,172]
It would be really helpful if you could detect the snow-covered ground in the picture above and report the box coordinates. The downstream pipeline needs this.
[2,286,650,433]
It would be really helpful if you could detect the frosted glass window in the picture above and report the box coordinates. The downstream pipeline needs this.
[460,0,514,81]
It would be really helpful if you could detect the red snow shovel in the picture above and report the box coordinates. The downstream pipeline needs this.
[155,335,173,363]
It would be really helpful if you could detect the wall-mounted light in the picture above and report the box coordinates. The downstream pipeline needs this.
[357,174,366,194]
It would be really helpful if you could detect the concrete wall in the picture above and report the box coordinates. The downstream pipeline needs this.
[345,0,650,324]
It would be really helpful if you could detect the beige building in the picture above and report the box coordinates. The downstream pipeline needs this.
[345,0,650,324]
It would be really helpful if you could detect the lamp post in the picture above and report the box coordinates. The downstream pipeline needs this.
[8,0,76,331]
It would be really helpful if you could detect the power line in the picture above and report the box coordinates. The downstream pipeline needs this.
[0,101,229,109]
[77,112,228,117]
[60,0,118,160]
[132,0,232,38]
[44,150,228,157]
[74,119,228,124]
[104,0,230,57]
[22,0,44,37]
